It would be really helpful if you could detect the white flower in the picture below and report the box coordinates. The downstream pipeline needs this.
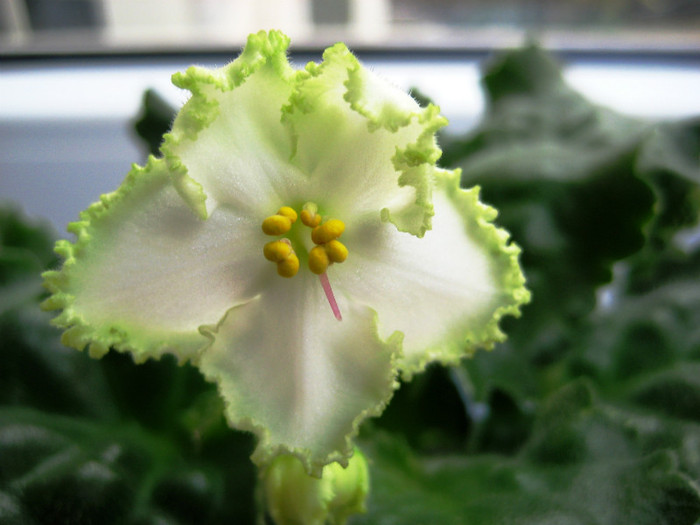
[43,30,529,475]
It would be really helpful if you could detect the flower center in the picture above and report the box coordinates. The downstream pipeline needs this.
[261,203,348,320]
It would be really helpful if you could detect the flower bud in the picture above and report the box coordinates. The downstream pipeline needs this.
[263,449,369,525]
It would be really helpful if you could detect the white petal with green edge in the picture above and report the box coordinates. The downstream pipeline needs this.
[337,169,530,378]
[282,42,446,237]
[162,30,304,219]
[42,157,266,363]
[196,271,401,477]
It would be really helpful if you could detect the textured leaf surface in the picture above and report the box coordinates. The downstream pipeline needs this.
[357,383,700,525]
[442,46,657,369]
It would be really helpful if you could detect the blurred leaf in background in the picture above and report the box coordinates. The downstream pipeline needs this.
[1,43,699,524]
[133,89,177,157]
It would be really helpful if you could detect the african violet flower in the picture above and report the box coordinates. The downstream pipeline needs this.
[42,30,529,475]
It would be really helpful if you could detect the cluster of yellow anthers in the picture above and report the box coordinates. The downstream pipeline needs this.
[262,204,348,278]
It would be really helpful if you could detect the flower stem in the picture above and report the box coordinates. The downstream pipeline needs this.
[319,273,342,321]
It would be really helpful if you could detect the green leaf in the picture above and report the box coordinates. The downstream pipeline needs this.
[440,46,658,376]
[0,407,255,525]
[133,89,177,156]
[568,249,700,389]
[625,118,700,293]
[357,382,700,525]
[439,45,698,417]
[371,365,472,454]
[0,307,115,417]
[0,206,56,274]
[0,306,259,524]
[0,206,57,313]
[628,363,700,423]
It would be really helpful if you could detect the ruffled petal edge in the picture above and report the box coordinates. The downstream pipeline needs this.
[161,30,296,220]
[196,301,402,478]
[399,169,531,379]
[41,156,207,363]
[283,42,448,237]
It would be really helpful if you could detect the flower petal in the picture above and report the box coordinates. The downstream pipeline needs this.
[42,157,266,363]
[283,43,446,236]
[196,271,400,476]
[162,30,305,219]
[337,169,530,377]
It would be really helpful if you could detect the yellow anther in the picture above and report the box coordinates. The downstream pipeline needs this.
[277,206,298,223]
[311,219,345,245]
[277,253,300,278]
[262,214,292,236]
[308,245,330,275]
[300,209,321,228]
[263,240,292,262]
[261,203,347,281]
[325,240,348,263]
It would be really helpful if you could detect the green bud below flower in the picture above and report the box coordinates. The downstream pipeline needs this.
[263,449,370,525]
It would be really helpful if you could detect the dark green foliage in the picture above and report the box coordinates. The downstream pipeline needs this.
[133,89,177,156]
[357,45,700,523]
[443,46,657,374]
[2,44,699,523]
[357,384,700,525]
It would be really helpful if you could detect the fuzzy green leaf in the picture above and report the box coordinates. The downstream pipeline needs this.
[442,47,655,332]
[357,382,700,525]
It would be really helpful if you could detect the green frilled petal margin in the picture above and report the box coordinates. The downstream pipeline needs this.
[41,156,264,364]
[42,158,196,362]
[344,52,449,235]
[161,30,297,220]
[398,169,530,377]
[41,30,529,477]
[196,273,402,477]
[282,42,445,238]
[337,168,530,380]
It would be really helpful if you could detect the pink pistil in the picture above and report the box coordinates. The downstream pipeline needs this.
[319,272,342,321]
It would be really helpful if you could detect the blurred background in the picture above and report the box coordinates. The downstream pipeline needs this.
[1,0,699,232]
[2,0,700,51]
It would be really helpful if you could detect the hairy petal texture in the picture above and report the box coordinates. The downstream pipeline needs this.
[197,271,401,476]
[42,30,529,476]
[42,157,265,362]
[338,170,530,377]
[162,30,302,219]
[283,43,443,236]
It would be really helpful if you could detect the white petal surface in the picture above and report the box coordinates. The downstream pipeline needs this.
[42,31,529,477]
[197,270,400,476]
[49,159,266,362]
[337,172,525,374]
[284,44,438,234]
[172,64,306,218]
